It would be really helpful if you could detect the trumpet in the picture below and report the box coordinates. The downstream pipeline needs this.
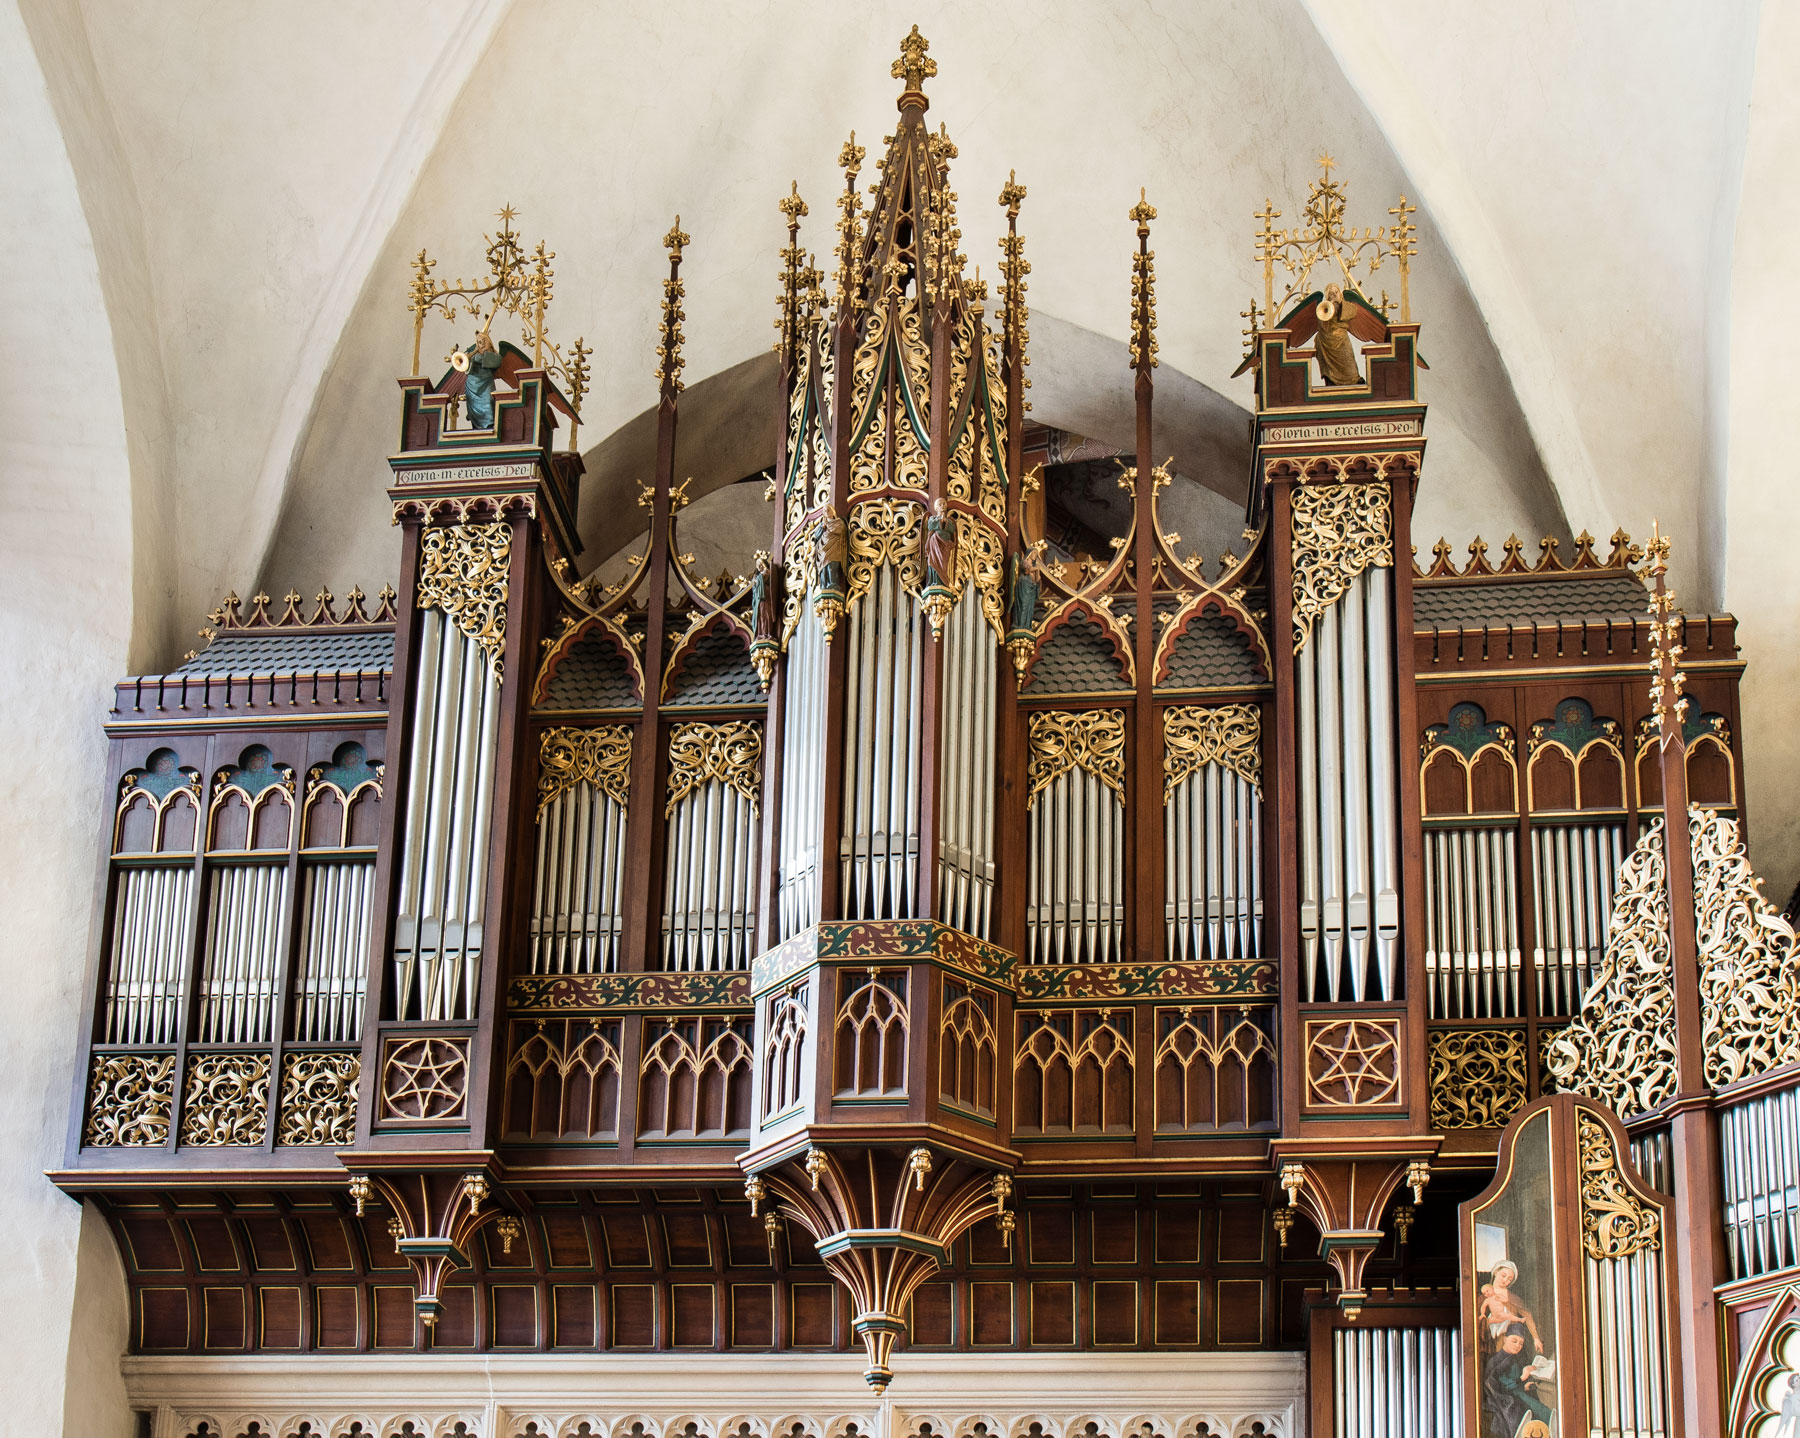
[449,326,495,374]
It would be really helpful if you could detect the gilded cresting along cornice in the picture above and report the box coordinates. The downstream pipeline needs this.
[1289,480,1393,651]
[1162,704,1262,799]
[417,522,510,668]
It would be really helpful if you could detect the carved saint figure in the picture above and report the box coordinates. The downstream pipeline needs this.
[1314,282,1362,386]
[750,551,777,643]
[924,496,959,591]
[1008,542,1043,635]
[815,510,848,595]
[461,331,504,428]
[1482,1330,1554,1438]
[1477,1260,1544,1354]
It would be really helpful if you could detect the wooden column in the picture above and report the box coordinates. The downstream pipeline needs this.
[1128,195,1162,964]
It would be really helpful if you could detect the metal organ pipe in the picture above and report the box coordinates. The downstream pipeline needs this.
[198,861,288,1044]
[1025,711,1125,965]
[294,859,374,1042]
[393,609,502,1022]
[1331,1325,1462,1438]
[1163,706,1263,963]
[936,582,997,937]
[840,563,926,920]
[1422,823,1523,1018]
[661,722,761,972]
[779,604,826,938]
[531,773,629,975]
[1531,818,1624,1015]
[1299,567,1401,1000]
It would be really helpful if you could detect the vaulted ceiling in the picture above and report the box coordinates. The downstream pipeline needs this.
[13,0,1800,887]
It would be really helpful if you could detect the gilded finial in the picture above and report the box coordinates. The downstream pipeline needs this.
[779,181,808,224]
[1251,156,1422,326]
[657,218,688,394]
[663,218,691,259]
[892,25,936,107]
[1646,520,1687,741]
[999,169,1026,216]
[1130,187,1157,231]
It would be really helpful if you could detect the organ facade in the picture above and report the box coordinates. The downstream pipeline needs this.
[51,31,1800,1438]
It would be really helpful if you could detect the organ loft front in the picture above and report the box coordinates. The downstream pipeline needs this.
[52,29,1800,1438]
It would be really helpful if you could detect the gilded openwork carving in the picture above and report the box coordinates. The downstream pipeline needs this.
[1576,1108,1663,1259]
[276,1051,360,1145]
[416,522,511,666]
[665,720,763,815]
[1290,481,1393,651]
[1427,1027,1527,1129]
[1304,1017,1401,1108]
[1545,819,1678,1117]
[380,1036,470,1121]
[1163,703,1262,798]
[1026,708,1127,806]
[85,1052,175,1147]
[846,497,925,601]
[179,1052,271,1146]
[538,725,632,816]
[1691,808,1800,1086]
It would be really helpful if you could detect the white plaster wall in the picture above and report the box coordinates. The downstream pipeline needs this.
[267,0,1559,605]
[0,2,138,1431]
[1724,0,1800,902]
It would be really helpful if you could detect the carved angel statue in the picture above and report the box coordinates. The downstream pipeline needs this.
[924,496,960,591]
[457,330,504,427]
[749,551,778,644]
[1313,282,1362,386]
[1008,541,1044,635]
[815,509,848,595]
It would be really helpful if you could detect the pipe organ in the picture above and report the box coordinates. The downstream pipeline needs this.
[51,29,1799,1438]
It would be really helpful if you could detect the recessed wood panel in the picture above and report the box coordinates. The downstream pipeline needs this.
[1155,1206,1201,1264]
[258,1286,302,1348]
[185,1219,241,1274]
[602,1214,653,1268]
[315,1285,359,1348]
[1154,1280,1200,1345]
[1216,1278,1263,1346]
[1091,1280,1137,1346]
[671,1283,715,1346]
[1216,1203,1265,1264]
[729,1284,773,1347]
[971,1281,1014,1346]
[552,1285,596,1349]
[791,1283,837,1346]
[1029,1281,1076,1345]
[1090,1210,1137,1264]
[300,1215,355,1271]
[968,1214,1012,1265]
[540,1213,592,1269]
[139,1288,189,1349]
[910,1280,953,1346]
[434,1285,476,1348]
[491,1285,538,1347]
[119,1218,183,1272]
[1029,1208,1075,1264]
[360,1214,409,1270]
[372,1285,416,1348]
[610,1284,657,1347]
[241,1217,296,1271]
[202,1287,245,1349]
[662,1213,713,1267]
[721,1210,772,1267]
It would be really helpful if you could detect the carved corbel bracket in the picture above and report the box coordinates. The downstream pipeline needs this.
[1271,1144,1439,1318]
[745,1142,1015,1392]
[346,1162,510,1331]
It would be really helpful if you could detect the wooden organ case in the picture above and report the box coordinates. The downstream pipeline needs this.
[49,29,1800,1438]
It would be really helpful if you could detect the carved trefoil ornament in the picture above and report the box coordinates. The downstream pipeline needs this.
[1290,481,1393,651]
[1163,703,1262,798]
[416,522,511,669]
[537,725,632,816]
[1027,708,1127,806]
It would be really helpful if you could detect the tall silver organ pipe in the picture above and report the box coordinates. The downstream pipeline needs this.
[530,729,632,976]
[1163,705,1263,962]
[1582,1238,1672,1438]
[661,723,762,971]
[936,581,998,937]
[104,865,195,1045]
[840,562,926,919]
[1299,566,1401,1000]
[1331,1326,1463,1438]
[1531,819,1624,1015]
[1026,710,1126,965]
[393,607,502,1021]
[197,862,288,1044]
[777,603,827,938]
[1422,823,1521,1017]
[1720,1086,1800,1280]
[292,859,373,1042]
